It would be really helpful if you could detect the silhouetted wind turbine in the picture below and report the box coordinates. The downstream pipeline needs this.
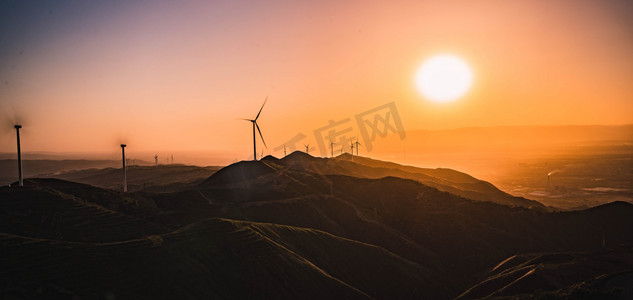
[14,125,23,187]
[304,144,310,154]
[329,140,336,158]
[241,97,268,161]
[154,154,158,167]
[284,145,287,157]
[121,144,127,192]
[354,138,362,156]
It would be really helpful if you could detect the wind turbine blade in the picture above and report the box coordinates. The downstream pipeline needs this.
[255,96,267,120]
[237,118,253,121]
[256,122,267,148]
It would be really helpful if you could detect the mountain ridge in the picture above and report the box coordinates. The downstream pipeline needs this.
[1,154,632,299]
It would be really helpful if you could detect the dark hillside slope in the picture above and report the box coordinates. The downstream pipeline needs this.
[457,247,633,299]
[0,218,450,299]
[200,160,278,186]
[169,160,633,292]
[215,152,545,209]
[3,155,632,299]
[47,164,221,192]
[333,153,545,209]
[0,179,165,242]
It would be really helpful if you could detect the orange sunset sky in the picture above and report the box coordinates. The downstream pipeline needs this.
[1,0,632,162]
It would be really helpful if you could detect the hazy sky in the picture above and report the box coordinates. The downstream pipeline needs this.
[2,0,632,159]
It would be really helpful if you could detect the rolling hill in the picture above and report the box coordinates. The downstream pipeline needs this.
[1,153,632,299]
[0,180,449,299]
[48,164,221,192]
[457,246,633,299]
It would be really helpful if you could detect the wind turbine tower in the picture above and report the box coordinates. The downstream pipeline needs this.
[304,144,310,154]
[14,125,23,187]
[121,144,127,192]
[241,97,268,161]
[547,173,551,191]
[284,145,287,157]
[354,139,362,156]
[329,141,336,157]
[154,154,158,167]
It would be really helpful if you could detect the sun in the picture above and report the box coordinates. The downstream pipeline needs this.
[415,54,473,102]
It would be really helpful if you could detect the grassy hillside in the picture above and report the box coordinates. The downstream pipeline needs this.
[1,152,632,299]
[457,247,633,299]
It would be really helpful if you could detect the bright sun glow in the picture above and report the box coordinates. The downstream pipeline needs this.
[415,54,473,102]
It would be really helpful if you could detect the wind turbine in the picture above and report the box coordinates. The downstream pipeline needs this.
[14,125,23,187]
[241,97,268,161]
[354,138,362,156]
[154,154,159,167]
[121,144,127,192]
[329,140,336,158]
[283,145,287,157]
[304,144,310,154]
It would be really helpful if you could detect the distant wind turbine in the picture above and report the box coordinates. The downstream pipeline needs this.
[241,97,268,161]
[154,154,159,167]
[329,140,336,158]
[121,144,127,192]
[304,144,310,154]
[354,138,362,156]
[14,125,23,187]
[284,145,287,157]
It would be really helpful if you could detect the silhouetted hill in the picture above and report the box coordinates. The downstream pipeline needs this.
[200,160,277,186]
[173,159,632,292]
[0,219,371,299]
[0,159,138,186]
[48,164,221,192]
[333,153,546,209]
[215,152,545,209]
[2,155,632,299]
[0,179,166,242]
[457,246,633,299]
[0,210,449,299]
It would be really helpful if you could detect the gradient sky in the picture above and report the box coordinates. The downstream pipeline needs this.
[2,0,632,161]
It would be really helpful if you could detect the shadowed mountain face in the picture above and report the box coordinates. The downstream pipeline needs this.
[0,159,131,186]
[0,160,220,192]
[192,154,633,285]
[1,153,632,299]
[457,246,633,300]
[211,151,545,209]
[0,181,449,299]
[47,164,221,192]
